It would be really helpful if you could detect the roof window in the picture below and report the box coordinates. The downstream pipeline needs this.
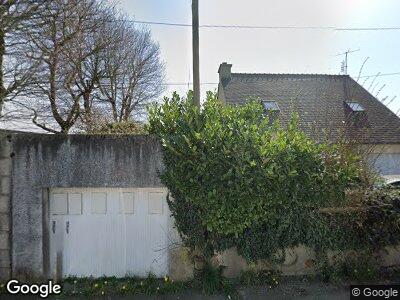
[262,101,280,111]
[346,102,365,112]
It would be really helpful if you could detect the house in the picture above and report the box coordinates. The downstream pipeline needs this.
[217,62,400,177]
[1,64,400,282]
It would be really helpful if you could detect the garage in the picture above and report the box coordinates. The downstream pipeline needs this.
[49,188,170,278]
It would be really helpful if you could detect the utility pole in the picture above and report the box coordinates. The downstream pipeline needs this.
[192,3,201,276]
[192,0,200,108]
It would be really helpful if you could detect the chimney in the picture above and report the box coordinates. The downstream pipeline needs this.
[218,62,232,82]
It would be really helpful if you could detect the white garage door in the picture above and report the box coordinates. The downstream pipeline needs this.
[49,188,170,278]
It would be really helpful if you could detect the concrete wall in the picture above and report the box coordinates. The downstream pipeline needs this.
[213,245,400,278]
[4,131,400,281]
[0,132,12,280]
[9,133,164,280]
[373,153,400,175]
[366,144,400,175]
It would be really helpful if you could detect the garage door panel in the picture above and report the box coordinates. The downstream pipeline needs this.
[49,188,170,278]
[53,194,68,215]
[68,193,82,215]
[67,216,96,276]
[148,192,164,215]
[91,192,107,214]
[120,192,135,214]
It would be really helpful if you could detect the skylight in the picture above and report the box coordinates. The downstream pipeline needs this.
[346,102,365,112]
[262,101,280,111]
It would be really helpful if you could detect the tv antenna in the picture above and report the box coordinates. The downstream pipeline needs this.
[335,49,360,75]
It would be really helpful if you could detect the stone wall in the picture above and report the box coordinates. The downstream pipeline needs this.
[0,132,12,280]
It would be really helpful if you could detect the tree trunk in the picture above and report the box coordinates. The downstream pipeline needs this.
[111,101,118,122]
[83,89,92,122]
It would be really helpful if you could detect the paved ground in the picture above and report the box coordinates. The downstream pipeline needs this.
[1,278,351,299]
[238,279,349,300]
[4,274,400,299]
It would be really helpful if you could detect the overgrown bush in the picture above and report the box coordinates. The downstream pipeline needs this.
[319,251,379,283]
[86,120,147,134]
[199,263,234,295]
[239,269,281,287]
[148,91,400,270]
[317,187,400,252]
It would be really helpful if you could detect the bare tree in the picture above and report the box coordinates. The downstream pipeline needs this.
[97,20,165,122]
[19,0,109,133]
[0,0,45,116]
[60,5,115,127]
[2,0,164,132]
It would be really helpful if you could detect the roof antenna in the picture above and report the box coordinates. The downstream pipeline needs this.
[336,49,360,75]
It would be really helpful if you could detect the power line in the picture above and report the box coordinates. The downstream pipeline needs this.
[165,72,400,85]
[358,72,400,78]
[334,49,360,57]
[129,20,192,27]
[128,20,400,31]
[163,82,217,86]
[9,75,398,87]
[335,27,400,31]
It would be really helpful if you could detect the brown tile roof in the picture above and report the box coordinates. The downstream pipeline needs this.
[221,73,400,144]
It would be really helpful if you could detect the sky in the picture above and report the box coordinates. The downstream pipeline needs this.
[115,0,400,114]
[2,0,399,131]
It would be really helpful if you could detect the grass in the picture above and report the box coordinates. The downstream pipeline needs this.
[198,263,237,297]
[58,265,239,298]
[239,269,281,287]
[2,266,398,298]
[59,273,189,297]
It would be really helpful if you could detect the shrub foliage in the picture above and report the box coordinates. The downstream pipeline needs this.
[86,121,147,135]
[148,91,400,263]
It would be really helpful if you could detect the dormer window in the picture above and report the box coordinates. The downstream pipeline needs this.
[262,101,280,112]
[262,101,280,124]
[346,102,365,112]
[344,101,369,128]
